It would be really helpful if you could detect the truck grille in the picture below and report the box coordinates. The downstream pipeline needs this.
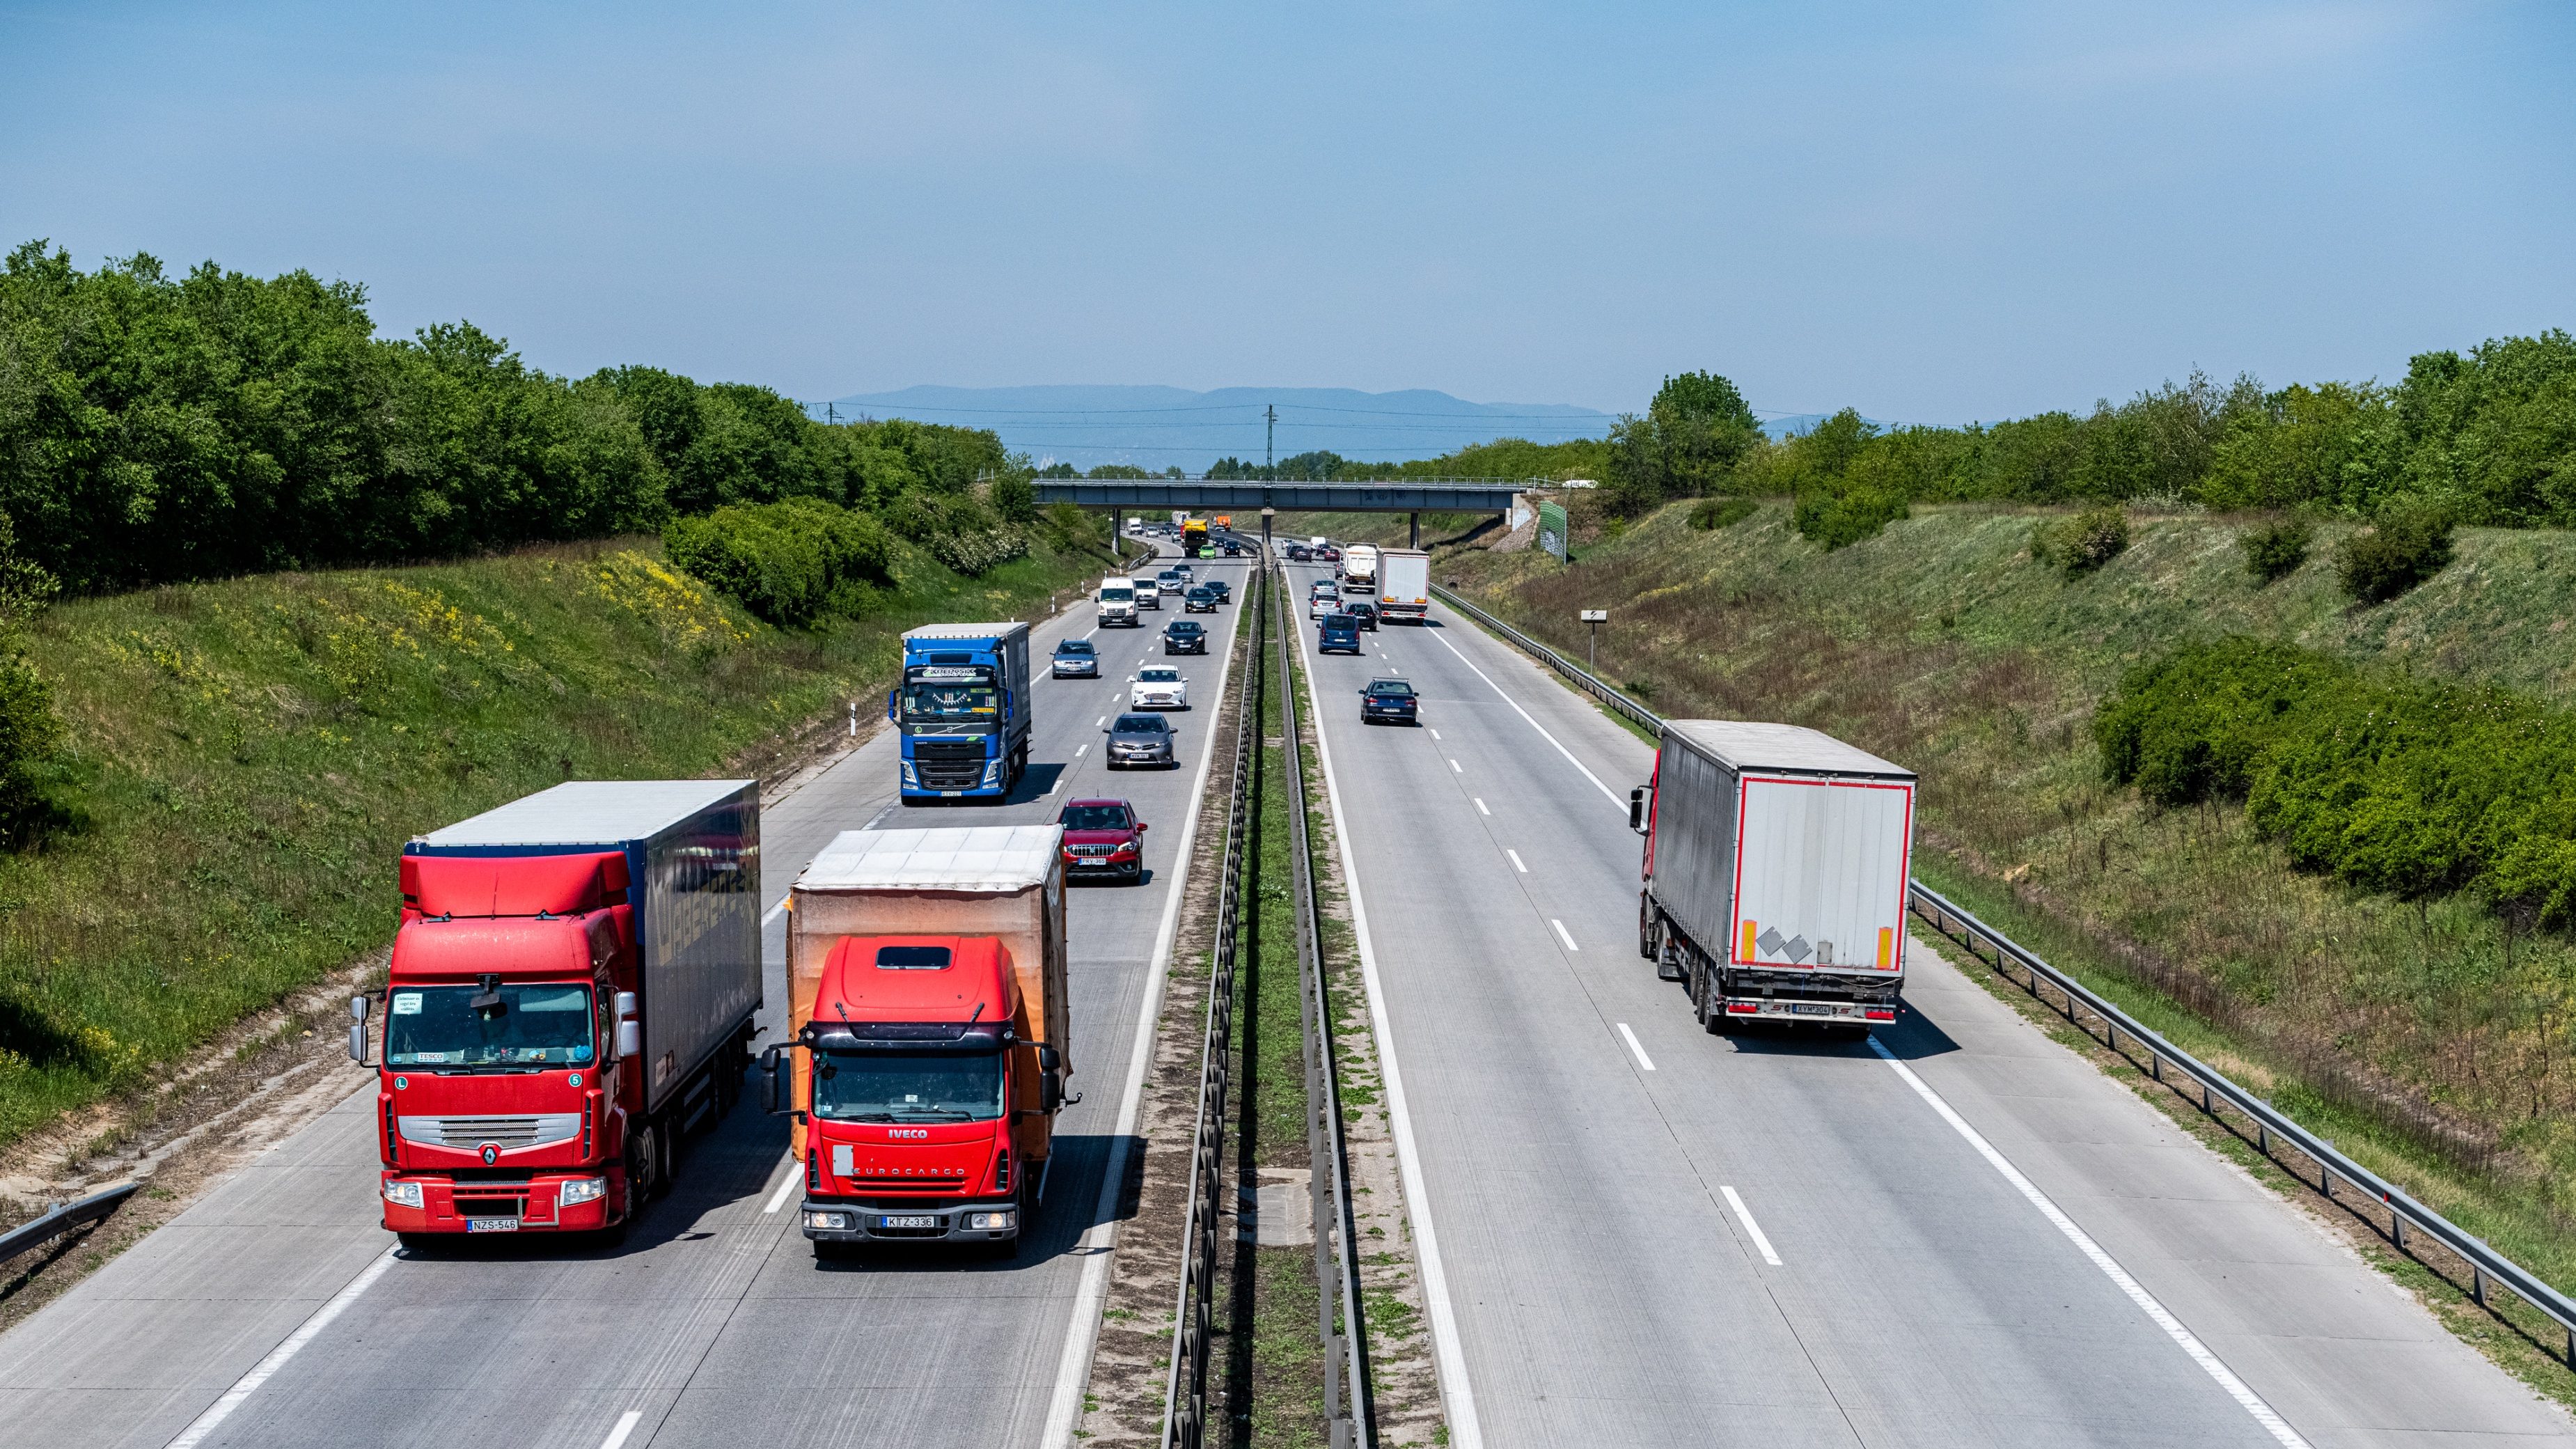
[847,1173,969,1192]
[912,739,987,789]
[453,1189,528,1221]
[398,1114,581,1150]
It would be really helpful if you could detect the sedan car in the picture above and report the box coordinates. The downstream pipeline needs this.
[1130,665,1190,710]
[1163,620,1209,655]
[1184,585,1219,613]
[1285,544,1312,563]
[1319,613,1362,655]
[1203,579,1232,603]
[1346,601,1379,632]
[1360,677,1418,724]
[1316,546,1342,563]
[1105,712,1176,769]
[1058,798,1147,882]
[1052,638,1101,677]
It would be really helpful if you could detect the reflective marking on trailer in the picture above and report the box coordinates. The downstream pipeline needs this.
[1474,798,1491,815]
[1720,1185,1782,1265]
[1616,1022,1655,1072]
[1506,849,1528,873]
[1550,918,1578,952]
[599,1409,645,1449]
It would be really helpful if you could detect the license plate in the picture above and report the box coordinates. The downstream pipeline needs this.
[466,1217,520,1232]
[1789,1002,1835,1016]
[879,1215,939,1230]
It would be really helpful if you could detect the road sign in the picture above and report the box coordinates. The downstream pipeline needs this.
[1580,609,1608,622]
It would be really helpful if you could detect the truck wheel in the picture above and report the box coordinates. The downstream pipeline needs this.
[634,1118,669,1201]
[395,1232,441,1256]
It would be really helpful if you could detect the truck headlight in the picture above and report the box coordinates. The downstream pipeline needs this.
[383,1180,424,1209]
[558,1177,607,1205]
[806,1210,851,1230]
[983,759,1005,785]
[900,760,918,785]
[968,1210,1016,1231]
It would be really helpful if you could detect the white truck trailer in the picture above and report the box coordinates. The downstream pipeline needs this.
[1631,721,1915,1033]
[1376,549,1429,621]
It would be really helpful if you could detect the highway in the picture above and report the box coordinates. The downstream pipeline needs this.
[0,543,1254,1449]
[1280,558,2576,1449]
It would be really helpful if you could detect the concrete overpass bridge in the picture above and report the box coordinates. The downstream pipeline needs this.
[1032,478,1530,546]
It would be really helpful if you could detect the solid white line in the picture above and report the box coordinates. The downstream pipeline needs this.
[1616,1022,1655,1072]
[1720,1185,1781,1265]
[1868,1038,2311,1447]
[1042,590,1244,1448]
[1427,619,1624,809]
[1289,582,1485,1448]
[1447,758,1463,774]
[1505,849,1527,874]
[599,1409,645,1449]
[1473,797,1490,816]
[1550,918,1579,952]
[763,1159,799,1214]
[166,1246,400,1448]
[762,895,789,925]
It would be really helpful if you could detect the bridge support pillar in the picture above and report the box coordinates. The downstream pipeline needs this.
[1408,511,1420,548]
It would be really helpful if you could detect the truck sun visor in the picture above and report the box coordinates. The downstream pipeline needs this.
[876,945,952,970]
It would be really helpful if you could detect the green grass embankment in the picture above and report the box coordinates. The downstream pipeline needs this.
[0,535,1113,1146]
[1439,499,2576,1297]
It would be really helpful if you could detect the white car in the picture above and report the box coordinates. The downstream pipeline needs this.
[1130,666,1190,710]
[1310,591,1338,620]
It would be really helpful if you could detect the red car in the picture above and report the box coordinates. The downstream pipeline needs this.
[1058,798,1147,883]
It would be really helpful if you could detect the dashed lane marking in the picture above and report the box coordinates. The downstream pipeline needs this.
[1720,1186,1781,1265]
[1617,1022,1655,1072]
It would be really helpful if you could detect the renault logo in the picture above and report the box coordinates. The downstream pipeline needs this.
[480,1143,499,1166]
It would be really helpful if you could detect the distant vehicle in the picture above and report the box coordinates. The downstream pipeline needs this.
[1318,613,1361,655]
[1341,543,1379,595]
[1053,638,1101,677]
[1163,620,1209,655]
[893,622,1030,803]
[1347,601,1379,632]
[1182,518,1209,556]
[1285,544,1312,563]
[1223,541,1243,557]
[1184,586,1219,613]
[1316,545,1342,564]
[1058,797,1146,884]
[1203,579,1231,603]
[1105,712,1176,769]
[1376,549,1431,623]
[1126,519,1144,533]
[1130,665,1190,710]
[1633,721,1917,1034]
[1309,591,1339,621]
[1155,570,1184,595]
[1131,572,1161,610]
[1097,577,1140,627]
[1359,677,1417,725]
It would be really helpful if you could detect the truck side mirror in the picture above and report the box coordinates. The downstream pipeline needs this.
[885,688,899,723]
[760,1046,787,1115]
[1037,1043,1062,1072]
[615,997,641,1060]
[347,995,370,1066]
[1629,786,1649,836]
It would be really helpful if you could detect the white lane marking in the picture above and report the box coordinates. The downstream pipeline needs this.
[1288,579,1485,1448]
[1868,1037,2311,1447]
[1428,728,1441,740]
[1447,758,1463,774]
[599,1409,645,1449]
[1096,716,1106,728]
[1076,744,1088,758]
[166,1246,400,1448]
[1427,620,1624,808]
[763,1161,799,1214]
[762,894,789,925]
[1043,587,1245,1448]
[1720,1185,1781,1265]
[1473,797,1490,815]
[1616,1022,1655,1072]
[1505,849,1527,873]
[1550,918,1579,952]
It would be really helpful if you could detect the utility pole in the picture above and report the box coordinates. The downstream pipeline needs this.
[1266,404,1276,476]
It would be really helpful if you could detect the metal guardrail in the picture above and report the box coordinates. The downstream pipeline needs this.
[1429,581,2576,1366]
[1277,556,1374,1448]
[0,1182,140,1266]
[1162,564,1265,1449]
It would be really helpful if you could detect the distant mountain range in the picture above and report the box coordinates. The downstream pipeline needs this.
[819,384,1616,473]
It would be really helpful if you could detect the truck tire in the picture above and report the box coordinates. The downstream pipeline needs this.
[396,1232,441,1256]
[633,1116,670,1202]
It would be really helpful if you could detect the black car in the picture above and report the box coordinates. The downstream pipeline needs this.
[1285,544,1312,563]
[1106,712,1177,769]
[1347,601,1379,632]
[1319,613,1361,655]
[1223,541,1243,556]
[1184,585,1219,613]
[1359,677,1418,724]
[1052,638,1101,677]
[1204,579,1232,603]
[1163,620,1209,655]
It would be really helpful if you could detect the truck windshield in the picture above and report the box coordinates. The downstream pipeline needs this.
[386,984,595,1067]
[902,680,997,724]
[812,1050,1005,1122]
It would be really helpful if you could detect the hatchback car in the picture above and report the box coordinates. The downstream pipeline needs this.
[1203,579,1232,603]
[1346,601,1379,632]
[1052,638,1101,677]
[1184,586,1219,613]
[1317,546,1342,563]
[1223,541,1243,556]
[1163,620,1209,655]
[1285,545,1312,563]
[1309,590,1340,621]
[1156,570,1185,595]
[1105,712,1176,769]
[1058,798,1147,882]
[1319,613,1362,655]
[1131,665,1190,710]
[1171,563,1193,581]
[1360,677,1418,724]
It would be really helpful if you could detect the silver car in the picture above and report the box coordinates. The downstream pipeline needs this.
[1106,712,1177,769]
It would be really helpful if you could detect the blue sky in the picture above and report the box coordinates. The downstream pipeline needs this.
[3,1,2570,425]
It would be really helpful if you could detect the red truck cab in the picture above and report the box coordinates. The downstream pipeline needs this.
[774,932,1062,1255]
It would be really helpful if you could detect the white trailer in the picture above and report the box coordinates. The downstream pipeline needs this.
[1376,549,1429,620]
[1631,721,1915,1032]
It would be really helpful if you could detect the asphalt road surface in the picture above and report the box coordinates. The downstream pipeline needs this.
[1282,559,2576,1449]
[0,541,1250,1449]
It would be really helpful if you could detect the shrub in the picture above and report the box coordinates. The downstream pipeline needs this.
[1792,483,1908,551]
[2094,639,2350,806]
[886,489,1030,577]
[2336,498,2454,603]
[1688,496,1757,531]
[989,473,1038,524]
[1039,502,1100,552]
[2238,518,2311,583]
[661,496,892,625]
[2030,505,2130,577]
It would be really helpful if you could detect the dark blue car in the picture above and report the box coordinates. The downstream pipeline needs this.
[1319,613,1362,655]
[1359,677,1417,724]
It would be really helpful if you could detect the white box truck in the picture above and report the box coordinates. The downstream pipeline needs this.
[1631,721,1915,1033]
[1097,577,1140,627]
[1376,549,1429,621]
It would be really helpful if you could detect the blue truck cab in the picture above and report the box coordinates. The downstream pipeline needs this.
[891,622,1033,803]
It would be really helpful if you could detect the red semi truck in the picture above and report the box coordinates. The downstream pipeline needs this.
[355,781,762,1244]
